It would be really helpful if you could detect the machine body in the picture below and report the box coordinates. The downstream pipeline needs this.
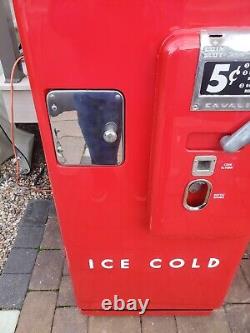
[14,0,250,315]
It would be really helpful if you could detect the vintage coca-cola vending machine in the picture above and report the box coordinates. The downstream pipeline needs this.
[14,0,250,315]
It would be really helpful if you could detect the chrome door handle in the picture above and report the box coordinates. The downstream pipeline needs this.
[220,121,250,152]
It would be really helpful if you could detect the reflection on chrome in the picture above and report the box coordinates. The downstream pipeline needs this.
[46,90,124,166]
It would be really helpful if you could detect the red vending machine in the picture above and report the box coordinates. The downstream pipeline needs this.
[14,0,250,315]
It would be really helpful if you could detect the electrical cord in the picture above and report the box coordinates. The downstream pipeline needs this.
[10,55,23,184]
[10,56,51,193]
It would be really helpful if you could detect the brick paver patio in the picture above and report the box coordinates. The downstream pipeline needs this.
[0,199,250,333]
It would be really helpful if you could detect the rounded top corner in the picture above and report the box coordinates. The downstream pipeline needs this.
[159,29,200,57]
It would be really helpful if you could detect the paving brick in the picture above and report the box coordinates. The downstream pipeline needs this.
[52,308,87,333]
[3,248,37,274]
[48,200,57,218]
[15,291,57,333]
[40,218,63,250]
[176,308,231,333]
[88,316,141,333]
[21,199,50,226]
[14,225,44,249]
[57,276,76,306]
[29,250,64,290]
[63,258,69,275]
[0,274,30,309]
[241,259,250,286]
[142,316,177,333]
[225,267,250,303]
[225,304,250,333]
[0,310,20,333]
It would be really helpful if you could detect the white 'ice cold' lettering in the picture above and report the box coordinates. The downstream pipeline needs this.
[88,258,220,269]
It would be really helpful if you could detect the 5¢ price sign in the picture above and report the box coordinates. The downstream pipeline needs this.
[200,61,250,96]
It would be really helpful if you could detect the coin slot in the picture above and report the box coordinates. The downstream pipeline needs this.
[183,180,212,211]
[192,156,217,176]
[209,34,223,38]
[197,160,212,171]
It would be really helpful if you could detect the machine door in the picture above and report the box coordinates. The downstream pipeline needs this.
[149,30,250,238]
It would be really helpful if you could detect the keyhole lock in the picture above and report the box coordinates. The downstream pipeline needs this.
[183,179,212,211]
[103,122,118,143]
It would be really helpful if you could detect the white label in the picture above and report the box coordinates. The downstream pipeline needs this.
[221,162,234,170]
[213,193,225,199]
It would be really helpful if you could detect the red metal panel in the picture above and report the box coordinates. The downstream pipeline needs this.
[14,0,250,314]
[149,30,250,237]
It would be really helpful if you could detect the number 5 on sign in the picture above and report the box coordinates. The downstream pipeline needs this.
[206,64,230,93]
